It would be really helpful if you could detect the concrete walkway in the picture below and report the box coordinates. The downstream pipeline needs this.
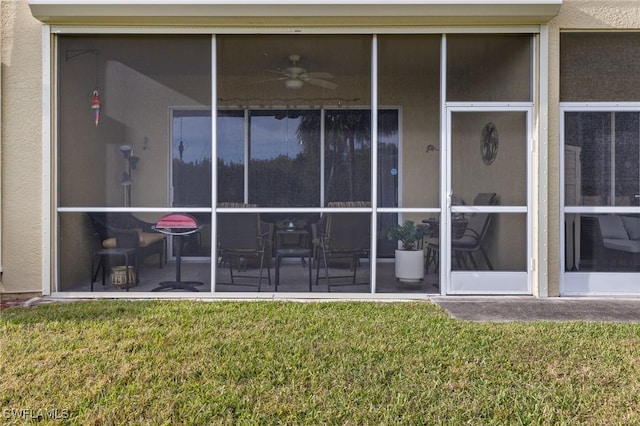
[431,296,640,323]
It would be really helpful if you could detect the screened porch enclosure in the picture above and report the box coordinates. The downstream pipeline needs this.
[56,33,534,295]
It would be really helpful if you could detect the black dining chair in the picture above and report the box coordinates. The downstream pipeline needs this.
[425,192,498,272]
[313,209,370,290]
[217,212,272,289]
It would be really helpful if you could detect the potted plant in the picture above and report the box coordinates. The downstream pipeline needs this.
[386,220,428,282]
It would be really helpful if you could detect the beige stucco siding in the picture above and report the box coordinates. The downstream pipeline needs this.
[1,0,43,294]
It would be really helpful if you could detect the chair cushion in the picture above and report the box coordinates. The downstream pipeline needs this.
[622,216,640,240]
[598,215,629,240]
[473,192,498,205]
[452,235,480,248]
[603,238,640,253]
[138,232,166,247]
[217,202,258,208]
[103,231,165,249]
[327,201,371,208]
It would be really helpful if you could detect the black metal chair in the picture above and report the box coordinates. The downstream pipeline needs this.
[88,212,166,269]
[425,192,498,271]
[88,212,166,290]
[451,193,498,270]
[450,212,494,270]
[313,210,371,290]
[217,212,272,290]
[90,228,139,291]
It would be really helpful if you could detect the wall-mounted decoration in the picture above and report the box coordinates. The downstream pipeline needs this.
[91,89,101,126]
[65,49,101,127]
[481,122,499,165]
[119,145,139,207]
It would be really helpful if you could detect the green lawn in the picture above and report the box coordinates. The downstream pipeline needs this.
[2,300,640,425]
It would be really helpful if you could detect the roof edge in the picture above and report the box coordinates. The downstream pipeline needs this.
[29,0,563,25]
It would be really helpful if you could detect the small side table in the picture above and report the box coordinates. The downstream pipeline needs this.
[276,228,310,267]
[276,229,309,248]
[275,248,313,292]
[91,247,137,291]
[151,214,204,292]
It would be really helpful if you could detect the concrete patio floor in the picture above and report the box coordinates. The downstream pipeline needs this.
[431,296,640,322]
[61,258,441,295]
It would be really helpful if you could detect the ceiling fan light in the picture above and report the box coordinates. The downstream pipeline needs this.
[285,78,304,89]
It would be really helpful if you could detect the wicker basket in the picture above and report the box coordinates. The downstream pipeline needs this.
[110,266,137,289]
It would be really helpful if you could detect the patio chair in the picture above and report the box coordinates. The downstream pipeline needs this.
[450,192,498,270]
[425,192,498,271]
[313,202,371,290]
[588,215,640,270]
[88,213,166,289]
[216,203,274,269]
[90,227,140,291]
[217,211,272,289]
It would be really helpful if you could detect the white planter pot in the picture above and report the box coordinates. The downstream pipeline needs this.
[394,249,424,282]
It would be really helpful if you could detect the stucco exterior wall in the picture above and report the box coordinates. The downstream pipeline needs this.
[546,0,640,296]
[1,0,43,295]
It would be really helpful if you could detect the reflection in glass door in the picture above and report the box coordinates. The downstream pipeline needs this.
[216,108,399,258]
[377,109,400,257]
[446,108,531,294]
[170,109,212,259]
[249,110,321,208]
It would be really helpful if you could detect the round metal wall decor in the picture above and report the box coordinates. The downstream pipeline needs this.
[480,122,499,165]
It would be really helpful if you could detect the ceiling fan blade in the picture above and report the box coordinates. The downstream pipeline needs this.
[306,71,335,79]
[306,77,338,90]
[262,56,337,89]
[255,76,288,83]
[265,69,289,77]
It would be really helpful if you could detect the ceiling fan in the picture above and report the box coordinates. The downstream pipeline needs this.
[263,54,337,90]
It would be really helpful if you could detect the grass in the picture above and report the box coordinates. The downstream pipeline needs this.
[2,300,640,425]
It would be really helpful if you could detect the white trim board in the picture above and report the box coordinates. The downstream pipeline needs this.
[30,1,563,24]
